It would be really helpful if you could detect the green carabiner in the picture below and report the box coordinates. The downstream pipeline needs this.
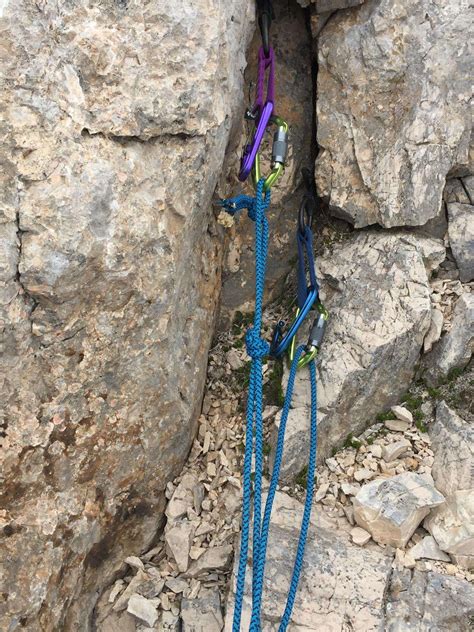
[252,116,288,191]
[289,302,329,369]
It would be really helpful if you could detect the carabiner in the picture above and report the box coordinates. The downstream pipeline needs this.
[239,47,275,182]
[251,116,288,191]
[269,285,318,358]
[289,302,328,369]
[298,168,317,235]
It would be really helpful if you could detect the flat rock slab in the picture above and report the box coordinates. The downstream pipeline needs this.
[386,568,474,631]
[353,472,445,548]
[225,491,392,631]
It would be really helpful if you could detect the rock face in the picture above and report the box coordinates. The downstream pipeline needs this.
[316,0,472,227]
[424,402,474,569]
[225,491,393,631]
[422,293,474,385]
[271,230,443,470]
[353,472,445,548]
[219,0,314,322]
[386,568,474,631]
[447,203,474,282]
[0,1,254,630]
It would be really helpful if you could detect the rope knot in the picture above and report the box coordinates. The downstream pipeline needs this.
[245,328,270,360]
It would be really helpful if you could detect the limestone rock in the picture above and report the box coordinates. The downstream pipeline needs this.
[275,231,439,468]
[430,402,473,497]
[165,521,195,573]
[316,0,472,227]
[391,406,413,424]
[0,1,254,629]
[382,439,411,463]
[423,308,444,353]
[166,474,200,523]
[350,526,371,546]
[353,472,445,548]
[423,293,474,385]
[386,568,474,631]
[186,545,233,579]
[225,491,392,631]
[447,203,474,282]
[127,593,158,628]
[410,536,450,562]
[181,587,224,632]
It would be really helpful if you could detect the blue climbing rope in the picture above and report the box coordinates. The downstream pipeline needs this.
[220,178,318,631]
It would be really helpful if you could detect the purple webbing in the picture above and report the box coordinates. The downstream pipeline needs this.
[255,46,274,111]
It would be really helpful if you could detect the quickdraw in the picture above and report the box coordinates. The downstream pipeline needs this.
[220,4,328,630]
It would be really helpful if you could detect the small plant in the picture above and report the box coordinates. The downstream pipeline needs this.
[413,410,428,432]
[263,360,285,407]
[403,395,422,412]
[343,432,362,450]
[376,410,393,422]
[263,442,271,456]
[295,466,308,488]
[234,361,252,389]
[427,385,440,398]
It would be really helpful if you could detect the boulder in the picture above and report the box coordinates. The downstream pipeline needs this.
[386,568,474,631]
[316,0,472,227]
[447,203,474,282]
[225,491,393,631]
[270,231,443,472]
[181,587,224,632]
[353,472,445,548]
[424,403,474,569]
[423,293,474,385]
[0,1,254,629]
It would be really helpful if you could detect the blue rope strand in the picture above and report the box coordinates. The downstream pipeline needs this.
[224,179,318,632]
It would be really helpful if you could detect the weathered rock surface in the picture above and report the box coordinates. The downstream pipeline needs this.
[271,231,443,471]
[386,568,474,631]
[219,0,314,322]
[353,472,445,548]
[409,536,451,562]
[225,491,392,631]
[181,587,223,632]
[316,0,472,227]
[447,203,474,282]
[0,1,254,629]
[424,402,474,568]
[423,293,474,385]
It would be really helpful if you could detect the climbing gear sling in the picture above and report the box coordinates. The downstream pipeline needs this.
[220,4,328,629]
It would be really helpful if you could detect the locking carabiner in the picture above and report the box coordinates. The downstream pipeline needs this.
[239,47,275,182]
[251,116,288,191]
[289,302,328,369]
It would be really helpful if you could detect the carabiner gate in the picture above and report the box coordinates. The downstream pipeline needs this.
[252,116,288,191]
[289,302,328,369]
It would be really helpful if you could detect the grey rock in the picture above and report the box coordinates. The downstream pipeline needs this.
[382,439,411,463]
[297,0,365,9]
[165,520,195,573]
[181,587,223,632]
[127,593,158,628]
[391,406,413,424]
[166,473,200,523]
[447,203,474,282]
[430,402,473,497]
[423,308,444,353]
[276,231,439,469]
[316,0,472,227]
[0,0,254,629]
[186,545,234,578]
[225,491,392,631]
[410,536,450,562]
[423,293,474,385]
[353,472,445,548]
[386,568,474,631]
[424,402,474,568]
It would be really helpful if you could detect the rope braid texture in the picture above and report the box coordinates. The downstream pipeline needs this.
[221,178,318,632]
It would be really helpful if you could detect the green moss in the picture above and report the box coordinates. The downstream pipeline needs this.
[403,395,422,412]
[295,466,308,488]
[343,433,362,450]
[427,386,441,398]
[376,411,393,422]
[263,360,285,407]
[263,442,271,456]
